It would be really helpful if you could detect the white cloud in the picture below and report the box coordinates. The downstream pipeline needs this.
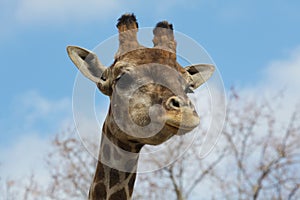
[264,47,300,92]
[15,0,123,24]
[0,91,73,183]
[12,0,206,25]
[0,133,50,183]
[240,46,300,124]
[263,47,300,128]
[242,46,300,108]
[13,90,72,128]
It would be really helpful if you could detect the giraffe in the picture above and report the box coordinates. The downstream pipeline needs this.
[67,14,215,200]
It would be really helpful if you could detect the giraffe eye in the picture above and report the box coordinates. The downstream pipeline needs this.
[115,74,122,81]
[116,73,134,89]
[100,74,107,81]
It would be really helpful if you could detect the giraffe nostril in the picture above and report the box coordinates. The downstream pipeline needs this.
[167,96,182,110]
[166,97,195,110]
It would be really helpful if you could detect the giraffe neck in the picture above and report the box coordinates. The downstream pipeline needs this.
[89,121,143,200]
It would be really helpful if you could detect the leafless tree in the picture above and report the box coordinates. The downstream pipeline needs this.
[43,127,96,199]
[0,128,96,200]
[208,89,300,200]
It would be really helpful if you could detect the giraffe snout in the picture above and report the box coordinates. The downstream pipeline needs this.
[164,96,200,132]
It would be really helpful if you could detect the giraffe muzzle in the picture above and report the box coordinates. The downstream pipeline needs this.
[165,96,200,131]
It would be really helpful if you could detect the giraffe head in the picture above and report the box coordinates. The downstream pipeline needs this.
[67,14,215,146]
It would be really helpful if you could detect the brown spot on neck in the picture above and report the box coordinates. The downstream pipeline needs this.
[109,168,120,188]
[109,188,127,200]
[128,174,136,196]
[89,182,107,199]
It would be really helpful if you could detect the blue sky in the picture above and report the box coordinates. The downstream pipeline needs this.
[1,0,300,182]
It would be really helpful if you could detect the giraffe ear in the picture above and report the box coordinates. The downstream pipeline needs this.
[67,46,107,83]
[183,64,215,89]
